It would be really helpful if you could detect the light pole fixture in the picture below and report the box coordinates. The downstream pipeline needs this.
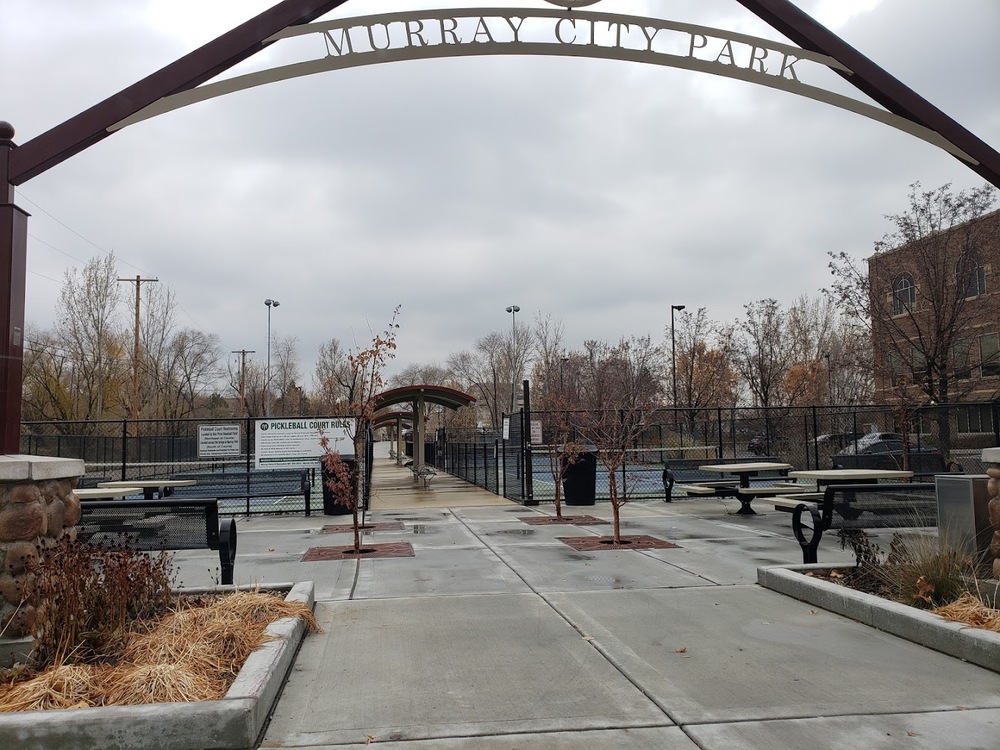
[264,298,280,416]
[670,304,686,417]
[506,304,520,413]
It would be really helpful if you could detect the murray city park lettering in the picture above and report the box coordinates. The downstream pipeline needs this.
[301,9,825,84]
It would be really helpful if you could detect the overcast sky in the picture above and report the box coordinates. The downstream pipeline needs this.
[3,0,999,388]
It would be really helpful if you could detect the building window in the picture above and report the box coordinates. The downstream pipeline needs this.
[886,351,908,387]
[957,255,986,298]
[979,333,1000,377]
[909,347,926,381]
[957,404,994,434]
[953,339,973,380]
[892,273,915,315]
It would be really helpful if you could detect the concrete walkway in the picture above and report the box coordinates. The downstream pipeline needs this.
[169,460,1000,749]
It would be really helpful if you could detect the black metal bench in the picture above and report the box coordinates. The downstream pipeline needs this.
[167,468,312,515]
[77,498,236,584]
[790,482,937,563]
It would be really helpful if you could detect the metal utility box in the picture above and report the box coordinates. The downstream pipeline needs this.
[935,474,993,563]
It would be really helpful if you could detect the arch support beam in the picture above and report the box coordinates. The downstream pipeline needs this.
[734,0,1000,186]
[8,0,351,185]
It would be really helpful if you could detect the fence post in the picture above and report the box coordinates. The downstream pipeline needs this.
[523,380,534,503]
[120,419,128,479]
[811,406,819,469]
[716,407,724,459]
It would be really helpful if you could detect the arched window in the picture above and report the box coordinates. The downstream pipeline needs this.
[892,273,915,315]
[957,254,986,298]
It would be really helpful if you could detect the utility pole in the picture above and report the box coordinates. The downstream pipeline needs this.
[118,275,158,427]
[232,349,255,416]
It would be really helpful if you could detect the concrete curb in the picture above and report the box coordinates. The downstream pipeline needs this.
[758,564,1000,673]
[0,581,315,750]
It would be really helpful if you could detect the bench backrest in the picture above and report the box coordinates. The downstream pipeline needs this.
[663,456,782,483]
[833,452,948,479]
[821,482,937,530]
[168,469,309,497]
[79,498,220,551]
[75,475,112,489]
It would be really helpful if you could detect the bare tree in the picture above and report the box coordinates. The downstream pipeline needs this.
[136,283,176,422]
[162,329,224,418]
[270,335,302,416]
[573,336,665,542]
[21,329,78,424]
[672,307,738,431]
[228,357,265,417]
[829,181,1000,453]
[321,306,401,553]
[448,332,508,430]
[55,254,128,420]
[313,338,350,414]
[726,299,796,409]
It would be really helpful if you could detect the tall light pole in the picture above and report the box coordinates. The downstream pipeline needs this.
[264,298,279,416]
[506,304,520,413]
[670,304,686,419]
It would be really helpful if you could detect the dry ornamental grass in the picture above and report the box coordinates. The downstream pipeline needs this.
[0,590,320,712]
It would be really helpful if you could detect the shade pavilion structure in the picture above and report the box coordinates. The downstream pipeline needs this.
[374,385,476,473]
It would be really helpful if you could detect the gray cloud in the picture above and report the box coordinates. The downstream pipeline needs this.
[6,0,998,383]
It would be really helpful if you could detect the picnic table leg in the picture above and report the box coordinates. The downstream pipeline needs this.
[734,493,757,515]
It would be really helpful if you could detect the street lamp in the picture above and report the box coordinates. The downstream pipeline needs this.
[506,304,520,413]
[264,298,280,416]
[670,304,686,419]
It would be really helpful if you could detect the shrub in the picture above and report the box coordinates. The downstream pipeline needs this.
[839,530,974,608]
[25,536,174,668]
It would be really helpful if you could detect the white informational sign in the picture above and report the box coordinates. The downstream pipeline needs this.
[502,416,510,441]
[255,418,356,470]
[530,420,543,445]
[197,424,242,458]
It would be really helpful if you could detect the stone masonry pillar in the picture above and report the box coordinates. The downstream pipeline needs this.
[0,456,84,647]
[981,447,1000,579]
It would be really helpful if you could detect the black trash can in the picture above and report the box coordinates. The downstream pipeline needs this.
[321,456,358,515]
[562,451,597,506]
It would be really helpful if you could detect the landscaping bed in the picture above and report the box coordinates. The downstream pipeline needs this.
[758,565,1000,673]
[0,581,316,750]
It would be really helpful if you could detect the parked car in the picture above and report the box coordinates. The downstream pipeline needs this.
[834,432,903,455]
[813,432,864,451]
[832,437,945,475]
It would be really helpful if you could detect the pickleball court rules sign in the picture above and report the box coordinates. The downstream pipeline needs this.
[255,418,356,469]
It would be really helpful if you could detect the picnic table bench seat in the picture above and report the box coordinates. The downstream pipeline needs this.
[675,483,738,496]
[77,497,236,585]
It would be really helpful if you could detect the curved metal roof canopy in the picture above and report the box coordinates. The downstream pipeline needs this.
[372,411,414,430]
[375,385,476,411]
[375,385,476,472]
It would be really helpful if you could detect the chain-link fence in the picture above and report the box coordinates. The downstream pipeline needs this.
[21,400,1000,507]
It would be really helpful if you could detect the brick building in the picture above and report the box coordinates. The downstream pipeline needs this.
[867,206,1000,434]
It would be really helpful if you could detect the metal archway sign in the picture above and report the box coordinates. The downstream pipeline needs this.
[2,0,999,452]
